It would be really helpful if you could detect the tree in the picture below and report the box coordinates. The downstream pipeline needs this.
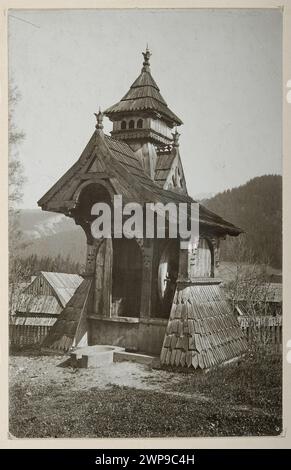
[9,83,25,211]
[9,83,27,317]
[224,235,276,351]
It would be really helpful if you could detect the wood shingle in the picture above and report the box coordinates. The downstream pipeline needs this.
[160,282,247,369]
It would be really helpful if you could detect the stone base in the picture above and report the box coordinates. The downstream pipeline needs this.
[87,316,168,356]
[70,345,124,368]
[113,351,156,365]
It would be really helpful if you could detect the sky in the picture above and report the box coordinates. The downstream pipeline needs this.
[8,8,282,209]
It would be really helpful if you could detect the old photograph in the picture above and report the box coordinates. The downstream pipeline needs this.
[8,8,282,438]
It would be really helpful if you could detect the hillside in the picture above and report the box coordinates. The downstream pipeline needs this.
[203,175,282,268]
[17,210,86,265]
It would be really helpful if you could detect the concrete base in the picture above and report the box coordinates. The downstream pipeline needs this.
[88,316,168,356]
[70,345,124,368]
[113,351,156,366]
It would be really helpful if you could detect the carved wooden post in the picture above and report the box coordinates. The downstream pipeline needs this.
[85,242,100,276]
[140,239,154,318]
[178,239,197,282]
[74,219,97,277]
[93,238,113,317]
[78,219,113,318]
[208,236,221,276]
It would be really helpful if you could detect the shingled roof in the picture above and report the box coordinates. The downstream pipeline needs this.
[41,278,92,353]
[104,48,182,126]
[38,130,241,237]
[154,152,176,187]
[41,272,83,307]
[16,294,62,316]
[160,281,247,369]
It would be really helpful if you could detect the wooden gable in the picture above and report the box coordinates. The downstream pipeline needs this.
[155,146,188,195]
[25,273,56,298]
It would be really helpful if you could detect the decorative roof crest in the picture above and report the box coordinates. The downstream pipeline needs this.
[94,108,104,132]
[172,128,180,147]
[142,45,151,71]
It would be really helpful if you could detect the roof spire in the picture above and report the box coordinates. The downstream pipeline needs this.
[94,108,104,133]
[142,45,151,71]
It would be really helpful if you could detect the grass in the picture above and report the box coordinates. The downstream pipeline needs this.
[9,351,282,438]
[168,350,282,409]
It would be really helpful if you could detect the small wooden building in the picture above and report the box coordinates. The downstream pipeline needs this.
[10,272,83,347]
[38,49,247,369]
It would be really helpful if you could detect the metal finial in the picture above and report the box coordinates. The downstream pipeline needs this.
[94,109,104,131]
[172,128,180,147]
[142,46,151,70]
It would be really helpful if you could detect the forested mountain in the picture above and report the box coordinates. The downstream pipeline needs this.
[203,175,282,268]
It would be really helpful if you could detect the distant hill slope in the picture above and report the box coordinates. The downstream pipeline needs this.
[203,175,282,268]
[18,209,86,264]
[19,209,75,238]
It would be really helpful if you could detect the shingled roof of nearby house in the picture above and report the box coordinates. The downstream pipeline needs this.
[41,272,83,307]
[235,283,282,304]
[16,294,62,316]
[104,48,182,126]
[12,316,57,327]
[15,272,83,318]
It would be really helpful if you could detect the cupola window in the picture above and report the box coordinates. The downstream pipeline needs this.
[129,120,135,129]
[137,119,143,129]
[121,121,127,130]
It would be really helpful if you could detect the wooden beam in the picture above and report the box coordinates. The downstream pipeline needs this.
[140,240,154,318]
[93,238,113,317]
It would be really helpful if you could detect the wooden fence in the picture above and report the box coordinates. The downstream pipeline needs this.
[9,316,57,348]
[238,315,282,351]
[9,324,53,347]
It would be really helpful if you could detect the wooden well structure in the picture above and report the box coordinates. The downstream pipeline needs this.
[39,48,247,369]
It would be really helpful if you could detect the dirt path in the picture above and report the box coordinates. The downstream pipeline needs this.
[9,354,209,401]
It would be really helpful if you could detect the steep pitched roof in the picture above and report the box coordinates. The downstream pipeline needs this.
[154,143,188,195]
[41,278,92,353]
[40,272,83,307]
[38,130,241,236]
[104,50,182,126]
[154,152,176,187]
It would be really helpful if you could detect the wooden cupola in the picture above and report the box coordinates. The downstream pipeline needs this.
[104,47,183,179]
[104,47,182,147]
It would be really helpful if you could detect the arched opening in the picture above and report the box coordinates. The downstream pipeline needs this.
[77,182,112,222]
[137,119,143,129]
[121,120,127,130]
[129,120,135,129]
[112,239,142,317]
[194,238,214,277]
[157,239,179,318]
